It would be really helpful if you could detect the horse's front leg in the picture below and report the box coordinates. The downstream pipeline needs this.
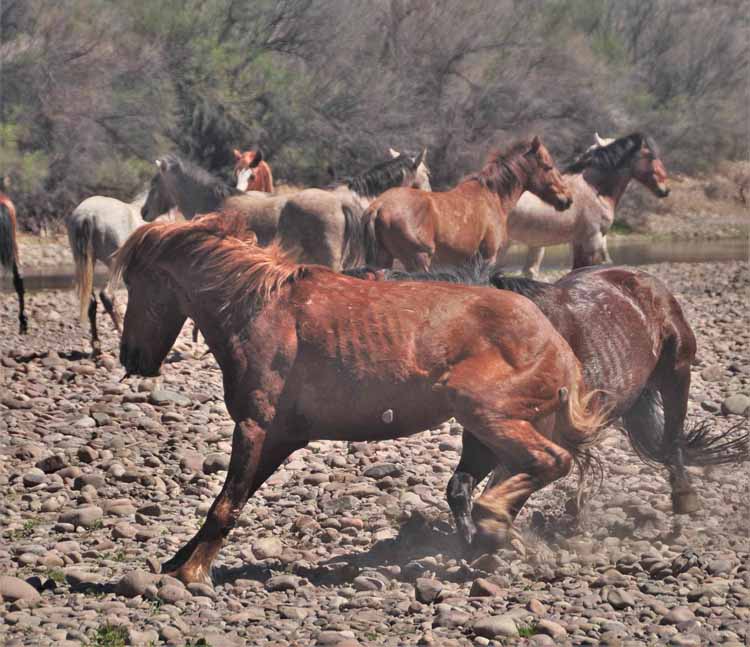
[523,247,545,278]
[162,420,305,585]
[572,232,607,269]
[12,260,27,334]
[446,432,497,546]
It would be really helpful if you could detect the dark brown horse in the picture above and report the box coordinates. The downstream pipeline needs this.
[362,137,572,271]
[112,215,607,584]
[346,263,748,544]
[0,191,28,334]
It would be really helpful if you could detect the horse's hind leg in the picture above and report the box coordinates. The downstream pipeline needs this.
[656,361,699,514]
[99,287,121,334]
[469,419,573,550]
[162,421,305,585]
[446,432,497,546]
[12,260,27,334]
[523,246,545,278]
[87,293,101,356]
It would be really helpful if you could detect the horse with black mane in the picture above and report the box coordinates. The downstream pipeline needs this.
[0,190,28,334]
[346,262,748,544]
[112,214,608,584]
[507,132,670,276]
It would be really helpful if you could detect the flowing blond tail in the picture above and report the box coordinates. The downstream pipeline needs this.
[70,218,95,323]
[559,379,612,510]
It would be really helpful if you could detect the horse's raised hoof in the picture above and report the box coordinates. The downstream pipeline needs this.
[672,490,700,515]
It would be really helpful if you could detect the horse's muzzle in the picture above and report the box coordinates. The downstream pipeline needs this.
[120,342,160,377]
[657,184,670,198]
[555,196,573,211]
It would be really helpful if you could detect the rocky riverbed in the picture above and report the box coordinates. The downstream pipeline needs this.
[1,261,748,647]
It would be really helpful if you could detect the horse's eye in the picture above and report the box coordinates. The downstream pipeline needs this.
[543,164,553,172]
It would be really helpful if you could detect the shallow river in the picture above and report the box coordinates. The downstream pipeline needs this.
[2,236,747,293]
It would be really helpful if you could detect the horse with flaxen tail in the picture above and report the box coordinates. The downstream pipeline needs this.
[112,214,607,584]
[0,192,28,334]
[346,262,748,542]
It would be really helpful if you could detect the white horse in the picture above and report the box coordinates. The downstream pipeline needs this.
[65,190,172,355]
[505,132,670,277]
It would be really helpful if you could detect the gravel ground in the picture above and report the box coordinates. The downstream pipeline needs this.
[0,260,748,647]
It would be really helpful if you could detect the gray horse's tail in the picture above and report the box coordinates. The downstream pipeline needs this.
[0,202,17,270]
[362,207,380,267]
[622,387,749,467]
[340,203,366,269]
[68,216,95,323]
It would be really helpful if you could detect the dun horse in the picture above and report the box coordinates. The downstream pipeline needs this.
[276,149,430,270]
[233,148,274,193]
[65,191,156,355]
[346,263,748,543]
[507,132,670,276]
[113,215,607,584]
[362,137,572,271]
[0,191,28,334]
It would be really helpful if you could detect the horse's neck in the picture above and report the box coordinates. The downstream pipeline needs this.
[583,168,632,208]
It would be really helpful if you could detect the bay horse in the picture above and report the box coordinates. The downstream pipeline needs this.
[507,132,670,277]
[345,263,748,544]
[112,214,607,585]
[0,191,28,334]
[65,191,157,355]
[362,136,572,271]
[233,148,274,193]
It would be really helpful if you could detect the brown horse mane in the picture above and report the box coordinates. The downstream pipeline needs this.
[111,213,309,317]
[466,140,536,195]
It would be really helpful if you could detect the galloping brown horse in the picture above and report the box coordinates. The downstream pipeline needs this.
[233,148,274,193]
[112,215,607,585]
[0,191,28,334]
[362,137,572,271]
[346,263,748,544]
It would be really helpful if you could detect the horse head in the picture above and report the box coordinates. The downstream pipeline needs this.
[233,148,264,192]
[630,135,670,198]
[524,136,573,211]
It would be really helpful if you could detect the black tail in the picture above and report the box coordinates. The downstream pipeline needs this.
[0,202,16,270]
[622,387,749,467]
[362,207,379,266]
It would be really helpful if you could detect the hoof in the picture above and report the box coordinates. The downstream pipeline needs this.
[672,490,700,515]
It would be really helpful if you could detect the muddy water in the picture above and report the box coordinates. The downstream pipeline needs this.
[2,237,748,293]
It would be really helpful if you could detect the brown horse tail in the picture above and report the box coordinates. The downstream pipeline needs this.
[362,206,380,266]
[622,387,749,467]
[0,201,17,270]
[68,216,95,323]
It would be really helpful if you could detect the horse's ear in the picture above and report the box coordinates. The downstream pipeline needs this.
[250,149,263,167]
[233,149,243,160]
[413,148,426,169]
[530,136,541,153]
[389,147,400,158]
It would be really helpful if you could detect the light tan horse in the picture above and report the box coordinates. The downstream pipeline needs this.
[362,137,572,271]
[506,132,670,277]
